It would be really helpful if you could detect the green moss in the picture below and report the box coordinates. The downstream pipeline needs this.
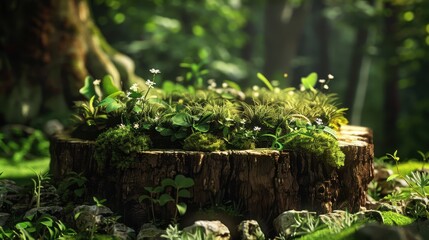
[183,132,226,151]
[286,130,345,168]
[94,126,151,169]
[381,211,415,226]
[298,222,365,240]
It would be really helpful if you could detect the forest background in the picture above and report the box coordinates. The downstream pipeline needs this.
[1,0,428,157]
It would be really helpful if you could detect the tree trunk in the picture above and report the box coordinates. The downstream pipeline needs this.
[0,0,141,125]
[50,125,374,229]
[263,0,311,81]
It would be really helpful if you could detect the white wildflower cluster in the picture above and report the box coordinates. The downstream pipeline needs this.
[319,74,334,91]
[130,83,139,92]
[93,79,101,86]
[315,118,323,125]
[149,68,161,74]
[145,79,156,89]
[207,79,217,90]
[253,126,261,132]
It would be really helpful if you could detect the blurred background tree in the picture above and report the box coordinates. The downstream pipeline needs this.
[1,0,428,157]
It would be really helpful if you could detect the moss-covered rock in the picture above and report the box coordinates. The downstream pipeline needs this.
[183,132,226,151]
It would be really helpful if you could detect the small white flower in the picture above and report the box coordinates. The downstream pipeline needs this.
[323,84,329,90]
[328,74,334,79]
[126,91,131,98]
[149,68,161,74]
[315,118,323,125]
[240,119,247,124]
[133,123,139,129]
[154,116,160,121]
[319,79,326,84]
[299,84,305,91]
[145,79,156,88]
[118,123,126,129]
[222,82,228,88]
[252,85,260,91]
[253,126,261,132]
[93,79,101,86]
[130,83,139,92]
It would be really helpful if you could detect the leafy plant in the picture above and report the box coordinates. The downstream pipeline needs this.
[323,210,359,234]
[31,171,50,209]
[291,213,324,237]
[183,132,226,151]
[139,175,195,224]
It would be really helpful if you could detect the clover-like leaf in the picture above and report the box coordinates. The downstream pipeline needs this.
[301,72,318,90]
[175,175,195,189]
[79,76,96,100]
[102,75,120,96]
[159,193,174,206]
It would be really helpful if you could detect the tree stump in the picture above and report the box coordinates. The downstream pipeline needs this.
[50,125,373,228]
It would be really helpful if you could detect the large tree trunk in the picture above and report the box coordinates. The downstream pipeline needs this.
[0,0,141,125]
[50,125,374,230]
[263,0,311,81]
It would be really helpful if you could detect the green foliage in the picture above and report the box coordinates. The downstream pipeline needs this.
[161,224,216,240]
[380,211,415,226]
[183,132,226,151]
[31,171,50,209]
[290,213,324,237]
[57,171,87,205]
[94,125,151,169]
[0,127,49,162]
[139,175,195,224]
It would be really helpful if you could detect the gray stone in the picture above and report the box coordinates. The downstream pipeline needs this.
[355,210,384,223]
[24,206,63,219]
[137,223,165,240]
[273,210,317,236]
[184,220,230,240]
[73,205,114,232]
[238,220,265,240]
[108,223,135,240]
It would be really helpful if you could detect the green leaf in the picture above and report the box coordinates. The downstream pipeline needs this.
[301,72,318,90]
[102,75,120,96]
[159,194,174,206]
[224,80,241,91]
[257,72,273,91]
[172,113,193,127]
[178,189,191,198]
[99,97,122,112]
[79,76,96,100]
[387,174,400,182]
[138,195,151,203]
[15,221,31,229]
[156,127,174,136]
[161,178,176,188]
[175,175,195,188]
[194,123,209,132]
[176,202,187,216]
[74,212,82,220]
[40,220,53,227]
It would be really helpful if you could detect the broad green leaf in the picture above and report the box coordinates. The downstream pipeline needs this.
[161,178,176,188]
[156,127,174,136]
[40,220,53,227]
[194,123,209,132]
[99,97,122,113]
[178,189,191,198]
[79,76,96,100]
[159,193,174,206]
[144,186,154,192]
[176,202,187,216]
[138,195,151,203]
[301,72,318,90]
[172,113,192,127]
[15,221,31,229]
[386,174,400,182]
[257,72,273,91]
[154,186,164,193]
[175,175,195,188]
[102,75,120,96]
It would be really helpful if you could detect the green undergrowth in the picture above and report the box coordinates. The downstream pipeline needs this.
[396,160,427,176]
[297,222,365,240]
[0,157,50,184]
[381,211,415,226]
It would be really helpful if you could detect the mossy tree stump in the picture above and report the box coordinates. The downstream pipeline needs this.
[50,125,373,227]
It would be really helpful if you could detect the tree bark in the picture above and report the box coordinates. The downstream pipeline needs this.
[50,125,374,229]
[0,0,141,125]
[263,0,311,81]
